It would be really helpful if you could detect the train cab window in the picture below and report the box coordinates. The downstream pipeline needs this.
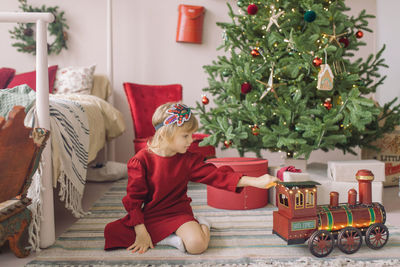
[295,191,304,209]
[306,191,315,208]
[279,194,288,207]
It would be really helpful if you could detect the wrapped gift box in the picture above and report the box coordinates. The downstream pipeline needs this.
[361,126,400,186]
[207,157,269,210]
[327,160,385,182]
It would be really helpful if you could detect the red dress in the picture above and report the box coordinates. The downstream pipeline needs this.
[104,149,243,250]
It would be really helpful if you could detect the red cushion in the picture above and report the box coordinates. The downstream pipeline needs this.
[7,65,58,93]
[0,68,16,88]
[123,82,182,138]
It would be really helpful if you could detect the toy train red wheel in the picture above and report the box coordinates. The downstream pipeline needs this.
[365,223,389,250]
[308,230,335,257]
[337,227,362,254]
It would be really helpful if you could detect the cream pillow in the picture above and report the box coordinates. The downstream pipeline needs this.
[53,64,96,94]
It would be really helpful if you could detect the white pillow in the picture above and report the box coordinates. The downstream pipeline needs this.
[53,64,96,94]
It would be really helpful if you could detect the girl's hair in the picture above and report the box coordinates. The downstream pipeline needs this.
[148,102,198,150]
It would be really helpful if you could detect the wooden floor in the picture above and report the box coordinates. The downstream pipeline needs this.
[1,181,399,267]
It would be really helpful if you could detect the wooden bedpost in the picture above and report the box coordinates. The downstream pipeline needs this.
[0,12,55,249]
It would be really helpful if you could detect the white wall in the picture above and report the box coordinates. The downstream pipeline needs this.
[376,0,400,106]
[0,0,383,166]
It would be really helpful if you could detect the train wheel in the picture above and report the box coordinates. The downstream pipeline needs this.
[308,230,334,257]
[337,227,362,254]
[365,223,389,250]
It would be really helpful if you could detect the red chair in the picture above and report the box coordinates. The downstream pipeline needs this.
[123,82,215,158]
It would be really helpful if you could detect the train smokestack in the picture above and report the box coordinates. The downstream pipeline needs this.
[329,191,339,207]
[348,188,357,205]
[356,169,374,205]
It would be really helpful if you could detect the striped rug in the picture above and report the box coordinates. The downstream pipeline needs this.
[26,178,400,266]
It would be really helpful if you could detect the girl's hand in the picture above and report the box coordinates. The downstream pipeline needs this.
[127,224,154,254]
[237,174,279,189]
[257,174,279,189]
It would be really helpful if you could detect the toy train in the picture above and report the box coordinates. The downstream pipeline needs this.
[272,169,389,257]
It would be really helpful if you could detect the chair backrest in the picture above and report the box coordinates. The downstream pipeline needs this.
[0,106,50,203]
[123,82,182,138]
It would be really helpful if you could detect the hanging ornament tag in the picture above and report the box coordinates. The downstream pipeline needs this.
[317,49,334,91]
[317,64,334,90]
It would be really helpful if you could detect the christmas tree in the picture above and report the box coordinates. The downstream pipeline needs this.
[196,0,400,159]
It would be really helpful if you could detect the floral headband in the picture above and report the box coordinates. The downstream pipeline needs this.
[154,103,192,130]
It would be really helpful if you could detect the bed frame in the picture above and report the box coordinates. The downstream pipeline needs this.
[1,1,115,249]
[0,12,55,249]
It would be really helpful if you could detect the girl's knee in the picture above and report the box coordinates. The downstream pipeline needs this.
[184,235,209,254]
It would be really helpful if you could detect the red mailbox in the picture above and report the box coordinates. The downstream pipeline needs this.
[176,5,205,44]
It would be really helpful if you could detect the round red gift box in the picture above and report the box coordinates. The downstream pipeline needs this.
[206,157,269,210]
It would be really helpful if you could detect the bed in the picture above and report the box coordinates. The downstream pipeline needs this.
[0,11,125,252]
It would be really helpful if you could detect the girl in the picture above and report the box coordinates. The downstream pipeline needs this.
[104,102,278,255]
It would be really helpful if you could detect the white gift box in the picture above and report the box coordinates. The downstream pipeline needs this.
[327,160,385,182]
[310,163,383,204]
[283,172,311,182]
[268,163,383,206]
[316,179,383,205]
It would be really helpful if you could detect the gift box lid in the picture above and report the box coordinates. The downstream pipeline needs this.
[207,157,268,174]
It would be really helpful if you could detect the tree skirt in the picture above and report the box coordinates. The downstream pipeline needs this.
[26,179,400,267]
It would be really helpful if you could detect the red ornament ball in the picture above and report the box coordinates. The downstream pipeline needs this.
[323,99,332,110]
[355,30,364,39]
[251,48,260,57]
[251,125,260,136]
[241,82,252,94]
[224,140,232,148]
[247,4,258,15]
[339,37,349,48]
[312,57,322,67]
[202,95,209,105]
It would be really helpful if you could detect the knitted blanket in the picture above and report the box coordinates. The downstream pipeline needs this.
[26,96,90,251]
[0,84,36,118]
